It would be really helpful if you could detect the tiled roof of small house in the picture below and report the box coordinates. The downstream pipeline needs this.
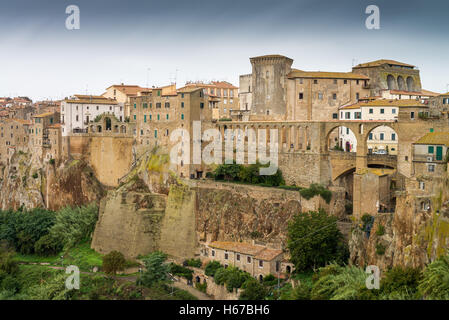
[354,59,415,68]
[414,132,449,147]
[209,241,282,261]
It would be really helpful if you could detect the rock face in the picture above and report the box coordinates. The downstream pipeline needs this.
[349,177,449,270]
[0,152,105,211]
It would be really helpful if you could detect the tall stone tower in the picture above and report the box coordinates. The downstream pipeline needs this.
[249,55,293,120]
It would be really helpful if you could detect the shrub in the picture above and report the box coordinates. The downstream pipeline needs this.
[34,234,62,256]
[287,210,348,271]
[205,261,221,277]
[239,279,268,300]
[195,281,207,293]
[168,263,193,281]
[376,243,386,256]
[184,258,202,268]
[1,275,20,294]
[380,267,422,299]
[102,251,126,275]
[418,255,449,299]
[299,184,332,204]
[376,225,385,236]
[32,172,38,179]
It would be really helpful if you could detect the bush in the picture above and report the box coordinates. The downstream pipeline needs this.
[1,275,20,293]
[34,234,62,256]
[376,225,385,236]
[195,281,207,293]
[48,203,98,250]
[239,279,268,300]
[299,184,332,204]
[205,261,221,277]
[32,173,38,179]
[213,266,251,292]
[381,267,422,299]
[102,251,126,275]
[184,258,202,268]
[287,210,348,271]
[168,263,193,281]
[418,255,449,299]
[376,243,386,256]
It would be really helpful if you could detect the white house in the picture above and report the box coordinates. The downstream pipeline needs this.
[60,95,124,136]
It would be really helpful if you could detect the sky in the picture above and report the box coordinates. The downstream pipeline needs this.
[0,0,448,101]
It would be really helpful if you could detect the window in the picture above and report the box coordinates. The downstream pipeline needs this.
[380,109,385,114]
[419,182,425,190]
[154,130,158,138]
[200,102,204,109]
[356,80,360,85]
[144,115,147,123]
[181,93,184,98]
[134,104,136,109]
[224,252,228,260]
[299,93,304,100]
[355,112,362,119]
[345,112,351,119]
[165,102,170,108]
[259,260,263,268]
[143,103,147,109]
[211,250,215,257]
[428,146,434,154]
[428,164,435,172]
[157,91,161,96]
[411,111,415,119]
[356,93,360,100]
[133,115,136,120]
[332,113,338,119]
[236,254,240,261]
[392,109,396,114]
[313,80,318,84]
[247,256,251,264]
[318,93,323,100]
[299,78,303,84]
[76,115,79,121]
[380,133,384,140]
[369,108,373,114]
[344,80,348,84]
[181,102,184,108]
[332,93,337,100]
[369,133,373,140]
[157,114,160,120]
[166,114,169,120]
[346,128,349,134]
[181,114,184,120]
[392,133,396,141]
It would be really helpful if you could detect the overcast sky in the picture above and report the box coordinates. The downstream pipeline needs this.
[0,0,448,101]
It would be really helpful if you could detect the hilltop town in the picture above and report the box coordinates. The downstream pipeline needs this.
[1,55,449,300]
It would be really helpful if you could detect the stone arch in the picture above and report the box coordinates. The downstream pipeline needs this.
[325,124,358,152]
[120,125,126,134]
[407,76,415,92]
[105,117,112,131]
[365,124,398,155]
[397,76,405,91]
[387,74,396,90]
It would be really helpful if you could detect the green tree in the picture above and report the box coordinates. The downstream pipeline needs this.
[140,251,170,287]
[287,210,348,271]
[205,261,221,276]
[102,251,126,275]
[239,279,268,300]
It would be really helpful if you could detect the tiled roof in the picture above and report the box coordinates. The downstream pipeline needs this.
[389,89,439,97]
[414,132,449,146]
[354,59,415,68]
[33,112,56,118]
[250,54,292,60]
[209,241,282,261]
[48,123,61,129]
[288,69,369,80]
[65,98,118,105]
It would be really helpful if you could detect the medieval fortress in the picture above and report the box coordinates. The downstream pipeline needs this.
[1,54,449,278]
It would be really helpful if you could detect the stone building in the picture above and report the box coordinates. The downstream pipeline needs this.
[412,132,449,178]
[102,84,149,118]
[241,54,370,121]
[428,92,449,117]
[0,118,31,165]
[352,59,422,96]
[202,241,284,280]
[338,99,428,154]
[130,85,214,179]
[30,112,60,162]
[181,81,239,120]
[60,95,124,136]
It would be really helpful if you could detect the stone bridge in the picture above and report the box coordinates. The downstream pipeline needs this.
[216,119,443,217]
[330,151,397,181]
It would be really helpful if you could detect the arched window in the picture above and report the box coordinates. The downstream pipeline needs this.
[406,77,415,92]
[387,75,396,90]
[397,76,405,91]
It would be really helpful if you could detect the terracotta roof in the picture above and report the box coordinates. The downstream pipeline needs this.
[389,89,438,97]
[177,86,202,93]
[250,54,292,60]
[354,59,415,68]
[65,98,118,105]
[209,241,282,261]
[340,99,427,110]
[288,69,369,80]
[48,123,61,129]
[105,85,150,96]
[33,112,56,118]
[414,132,449,146]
